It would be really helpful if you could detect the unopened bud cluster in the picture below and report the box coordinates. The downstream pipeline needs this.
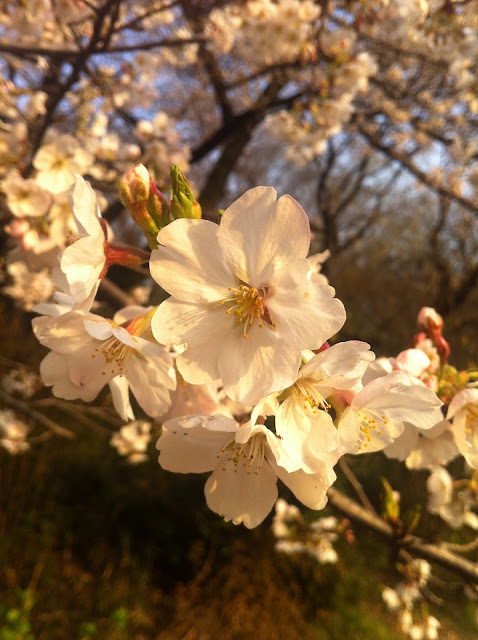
[119,164,201,249]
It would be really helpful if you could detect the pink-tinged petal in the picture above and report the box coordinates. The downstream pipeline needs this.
[61,235,105,302]
[300,341,374,386]
[273,460,335,511]
[69,176,102,236]
[126,359,173,418]
[151,219,234,303]
[151,298,231,347]
[266,261,346,350]
[68,345,117,398]
[33,311,98,354]
[109,376,135,421]
[205,454,278,528]
[157,415,236,473]
[176,340,222,385]
[218,324,301,405]
[218,188,310,287]
[447,388,478,420]
[383,424,420,461]
[40,352,92,401]
[84,318,114,341]
[275,397,339,473]
[450,413,478,470]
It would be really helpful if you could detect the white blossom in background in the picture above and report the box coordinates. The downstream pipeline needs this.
[272,498,339,564]
[0,409,30,455]
[33,132,94,194]
[151,186,345,406]
[427,466,478,530]
[206,0,321,65]
[1,170,52,218]
[2,367,40,399]
[382,558,440,640]
[3,261,55,311]
[111,421,152,464]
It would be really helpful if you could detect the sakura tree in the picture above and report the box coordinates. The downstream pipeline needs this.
[1,1,478,638]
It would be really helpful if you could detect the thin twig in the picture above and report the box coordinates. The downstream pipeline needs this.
[0,389,75,439]
[441,535,478,554]
[338,457,378,515]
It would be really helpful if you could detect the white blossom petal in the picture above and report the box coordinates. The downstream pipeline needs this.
[218,187,310,287]
[151,219,234,303]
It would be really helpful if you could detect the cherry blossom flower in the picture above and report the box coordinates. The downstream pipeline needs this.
[34,306,176,420]
[384,419,458,470]
[1,170,52,218]
[447,388,478,469]
[426,465,478,530]
[111,421,152,464]
[150,186,346,405]
[338,371,443,454]
[255,341,374,472]
[59,177,106,302]
[0,409,30,455]
[33,133,94,194]
[60,176,149,304]
[157,413,336,528]
[3,261,55,311]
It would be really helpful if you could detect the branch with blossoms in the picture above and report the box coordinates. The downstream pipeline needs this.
[4,160,475,577]
[2,151,478,637]
[1,2,478,636]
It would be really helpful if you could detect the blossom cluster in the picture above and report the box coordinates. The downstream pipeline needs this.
[382,558,440,640]
[26,168,453,531]
[272,497,342,564]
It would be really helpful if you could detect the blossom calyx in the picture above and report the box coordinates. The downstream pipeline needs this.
[119,165,170,249]
[170,165,202,221]
[101,242,151,277]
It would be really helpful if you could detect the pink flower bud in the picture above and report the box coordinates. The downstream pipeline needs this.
[119,164,169,248]
[417,307,443,332]
[5,218,31,238]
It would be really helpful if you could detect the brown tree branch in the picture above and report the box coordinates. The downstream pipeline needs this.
[0,37,205,60]
[0,388,75,439]
[357,121,478,215]
[327,487,478,584]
